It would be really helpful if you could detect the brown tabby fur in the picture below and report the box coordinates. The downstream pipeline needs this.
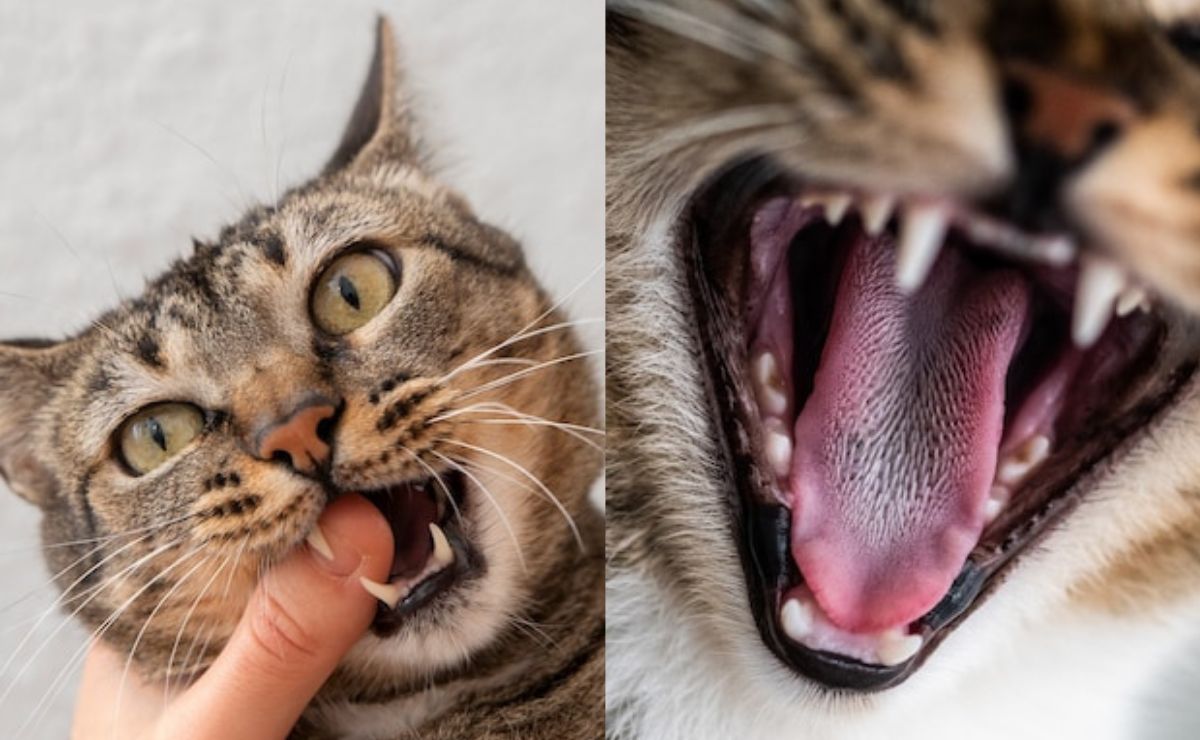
[0,18,601,739]
[608,1,1200,737]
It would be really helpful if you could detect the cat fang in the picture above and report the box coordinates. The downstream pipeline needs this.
[314,473,470,626]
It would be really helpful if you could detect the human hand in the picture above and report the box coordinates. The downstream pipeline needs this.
[72,493,394,740]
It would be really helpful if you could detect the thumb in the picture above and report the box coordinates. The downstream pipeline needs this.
[163,493,393,740]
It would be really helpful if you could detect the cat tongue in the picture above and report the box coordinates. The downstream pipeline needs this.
[789,230,1028,634]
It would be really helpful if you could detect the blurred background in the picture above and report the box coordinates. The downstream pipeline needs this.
[0,0,601,735]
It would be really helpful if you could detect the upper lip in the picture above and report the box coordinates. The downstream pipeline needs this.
[685,160,1199,691]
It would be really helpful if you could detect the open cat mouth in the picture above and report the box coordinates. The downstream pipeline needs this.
[687,160,1200,691]
[351,471,477,637]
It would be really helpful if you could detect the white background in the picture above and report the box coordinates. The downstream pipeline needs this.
[0,1,602,735]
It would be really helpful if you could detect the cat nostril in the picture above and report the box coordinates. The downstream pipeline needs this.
[1088,119,1121,154]
[271,450,294,468]
[1001,78,1033,123]
[316,415,337,446]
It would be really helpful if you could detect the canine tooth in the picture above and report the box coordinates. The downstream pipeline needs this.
[861,194,895,236]
[753,352,787,417]
[1072,257,1125,348]
[1115,286,1149,317]
[800,192,851,225]
[825,193,852,225]
[997,435,1051,486]
[780,598,814,642]
[306,525,335,561]
[896,202,949,294]
[764,420,792,477]
[877,631,923,667]
[360,576,407,609]
[429,522,455,568]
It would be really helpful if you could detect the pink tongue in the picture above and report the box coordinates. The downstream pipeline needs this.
[789,231,1028,633]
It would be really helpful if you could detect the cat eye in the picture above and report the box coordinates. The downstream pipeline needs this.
[310,248,399,335]
[118,403,205,476]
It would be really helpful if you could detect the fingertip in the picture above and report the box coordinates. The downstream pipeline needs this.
[311,493,394,582]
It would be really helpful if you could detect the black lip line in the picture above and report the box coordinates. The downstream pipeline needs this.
[683,204,1199,692]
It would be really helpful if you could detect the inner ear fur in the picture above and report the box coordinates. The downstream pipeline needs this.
[324,16,422,174]
[0,340,73,506]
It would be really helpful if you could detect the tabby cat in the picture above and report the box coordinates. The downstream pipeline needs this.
[0,18,602,739]
[607,0,1200,737]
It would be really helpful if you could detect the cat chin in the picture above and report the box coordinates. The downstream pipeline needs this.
[607,553,1198,740]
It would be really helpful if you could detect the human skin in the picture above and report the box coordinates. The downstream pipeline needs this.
[71,494,394,740]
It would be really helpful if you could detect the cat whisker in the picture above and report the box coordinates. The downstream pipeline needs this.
[15,510,201,554]
[0,537,116,617]
[436,400,604,453]
[439,317,602,385]
[634,105,800,165]
[395,446,467,529]
[164,546,239,698]
[179,539,249,681]
[447,415,605,453]
[0,529,166,688]
[457,349,602,401]
[439,255,599,382]
[433,401,605,437]
[153,120,252,212]
[508,614,559,650]
[439,440,584,552]
[11,537,195,736]
[428,450,528,573]
[113,548,211,734]
[609,0,803,67]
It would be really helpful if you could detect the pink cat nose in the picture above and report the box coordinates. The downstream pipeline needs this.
[255,398,338,475]
[1004,61,1136,161]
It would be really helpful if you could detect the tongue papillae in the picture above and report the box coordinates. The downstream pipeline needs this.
[789,230,1029,634]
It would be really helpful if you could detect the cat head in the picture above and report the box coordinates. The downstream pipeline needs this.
[607,0,1200,718]
[0,18,599,686]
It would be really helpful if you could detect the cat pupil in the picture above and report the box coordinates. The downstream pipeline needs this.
[147,418,167,452]
[338,275,361,310]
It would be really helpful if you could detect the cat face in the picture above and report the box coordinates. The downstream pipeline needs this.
[0,19,599,687]
[607,0,1200,714]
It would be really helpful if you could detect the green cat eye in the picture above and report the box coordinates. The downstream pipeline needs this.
[311,249,399,335]
[119,403,205,476]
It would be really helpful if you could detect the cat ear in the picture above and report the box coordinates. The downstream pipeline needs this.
[324,16,419,174]
[0,340,70,506]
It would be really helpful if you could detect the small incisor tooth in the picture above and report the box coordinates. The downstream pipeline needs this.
[825,194,852,225]
[360,576,406,609]
[763,419,792,478]
[800,192,852,225]
[896,202,950,294]
[780,598,814,642]
[877,631,923,667]
[997,435,1051,486]
[753,351,787,417]
[1072,256,1125,348]
[860,194,895,236]
[429,522,455,568]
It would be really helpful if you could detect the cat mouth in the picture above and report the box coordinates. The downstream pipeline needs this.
[686,160,1199,691]
[349,471,477,636]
